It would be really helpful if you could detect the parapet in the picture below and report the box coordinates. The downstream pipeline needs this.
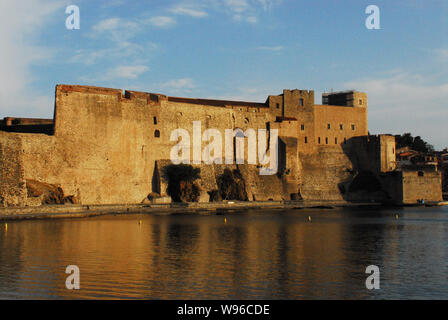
[56,85,166,105]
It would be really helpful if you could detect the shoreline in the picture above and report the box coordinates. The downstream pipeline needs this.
[0,200,446,221]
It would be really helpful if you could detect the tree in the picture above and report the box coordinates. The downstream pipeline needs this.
[395,133,434,153]
[162,164,201,202]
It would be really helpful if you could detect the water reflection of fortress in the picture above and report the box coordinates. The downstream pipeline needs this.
[0,85,442,206]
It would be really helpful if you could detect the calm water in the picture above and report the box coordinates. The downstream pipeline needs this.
[1,206,448,299]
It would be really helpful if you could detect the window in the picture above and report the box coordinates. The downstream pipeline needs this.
[301,124,305,130]
[327,123,331,130]
[305,136,308,144]
[299,99,304,106]
[154,130,160,138]
[344,138,347,144]
[418,171,424,177]
[340,124,343,130]
[153,116,157,125]
[276,103,279,109]
[359,99,363,105]
[325,137,328,144]
[335,137,338,144]
[318,137,321,144]
[351,124,355,130]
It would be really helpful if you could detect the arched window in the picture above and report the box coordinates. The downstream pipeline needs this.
[154,130,160,138]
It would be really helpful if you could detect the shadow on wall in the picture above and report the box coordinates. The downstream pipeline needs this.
[216,168,248,201]
[338,136,393,203]
[161,164,201,203]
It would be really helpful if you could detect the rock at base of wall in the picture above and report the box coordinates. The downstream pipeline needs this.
[26,179,78,205]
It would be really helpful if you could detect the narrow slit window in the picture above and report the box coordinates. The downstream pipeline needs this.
[325,137,328,144]
[154,130,160,138]
[153,116,157,125]
[305,136,308,144]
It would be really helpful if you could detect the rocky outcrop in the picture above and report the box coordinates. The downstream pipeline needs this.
[26,179,78,205]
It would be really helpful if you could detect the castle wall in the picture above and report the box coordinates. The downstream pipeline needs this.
[312,104,368,147]
[0,84,442,206]
[401,170,443,204]
[299,146,354,200]
[0,132,27,206]
[18,85,291,205]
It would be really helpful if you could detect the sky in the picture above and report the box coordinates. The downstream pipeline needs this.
[0,0,447,149]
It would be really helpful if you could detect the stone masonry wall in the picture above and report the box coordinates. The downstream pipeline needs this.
[0,132,27,206]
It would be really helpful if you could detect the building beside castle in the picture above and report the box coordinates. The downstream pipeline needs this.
[0,84,443,207]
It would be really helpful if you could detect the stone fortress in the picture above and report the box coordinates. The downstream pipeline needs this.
[0,84,443,207]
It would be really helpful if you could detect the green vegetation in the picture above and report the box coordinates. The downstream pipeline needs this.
[394,133,434,153]
[217,169,248,201]
[162,164,201,202]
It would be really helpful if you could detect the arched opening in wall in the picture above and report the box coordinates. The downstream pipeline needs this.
[153,116,157,125]
[304,136,308,144]
[335,137,338,144]
[325,137,328,144]
[154,130,160,138]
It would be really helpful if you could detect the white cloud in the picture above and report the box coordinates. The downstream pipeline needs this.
[147,16,177,28]
[91,17,140,41]
[70,41,158,66]
[225,0,249,13]
[343,72,448,149]
[170,5,208,18]
[92,17,121,32]
[222,0,280,23]
[0,0,63,118]
[257,45,284,51]
[159,78,196,94]
[246,16,258,23]
[256,0,281,11]
[435,48,448,62]
[105,65,149,79]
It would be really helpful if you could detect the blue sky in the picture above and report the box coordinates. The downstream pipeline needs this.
[1,0,447,149]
